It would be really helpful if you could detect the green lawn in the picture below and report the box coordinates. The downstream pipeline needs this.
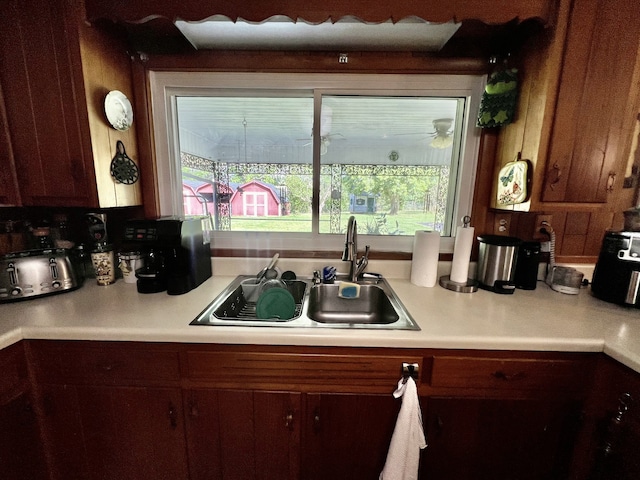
[225,212,437,235]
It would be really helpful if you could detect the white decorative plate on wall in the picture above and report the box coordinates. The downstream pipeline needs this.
[496,159,530,206]
[104,90,133,131]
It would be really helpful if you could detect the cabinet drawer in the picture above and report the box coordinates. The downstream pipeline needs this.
[29,341,181,386]
[431,355,591,391]
[185,350,424,388]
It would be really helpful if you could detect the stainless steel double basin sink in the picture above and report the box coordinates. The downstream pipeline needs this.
[191,275,419,330]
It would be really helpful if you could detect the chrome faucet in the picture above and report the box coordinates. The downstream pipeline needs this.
[342,216,370,282]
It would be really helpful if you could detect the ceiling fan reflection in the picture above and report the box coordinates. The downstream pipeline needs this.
[391,118,454,149]
[297,132,346,155]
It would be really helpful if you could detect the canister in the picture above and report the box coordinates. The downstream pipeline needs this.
[476,235,522,294]
[118,251,144,284]
[91,243,116,286]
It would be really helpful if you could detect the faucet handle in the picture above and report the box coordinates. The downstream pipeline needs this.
[358,245,371,265]
[354,245,370,280]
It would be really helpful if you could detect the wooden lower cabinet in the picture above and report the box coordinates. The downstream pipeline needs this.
[184,389,400,480]
[303,393,399,480]
[184,389,301,480]
[0,391,48,480]
[24,340,627,479]
[422,397,582,480]
[39,384,189,480]
[589,408,640,480]
[575,356,640,479]
[0,342,47,480]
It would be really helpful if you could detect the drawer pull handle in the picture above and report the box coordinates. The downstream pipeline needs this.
[549,163,562,190]
[492,370,526,381]
[285,411,294,430]
[97,361,122,372]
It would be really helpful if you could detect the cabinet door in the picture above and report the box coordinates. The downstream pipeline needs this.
[185,389,301,480]
[542,0,640,203]
[40,384,189,480]
[0,0,97,207]
[590,411,640,479]
[422,397,582,480]
[584,359,640,479]
[0,392,48,480]
[0,82,20,206]
[303,393,400,480]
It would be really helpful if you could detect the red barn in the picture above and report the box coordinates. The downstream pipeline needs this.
[182,180,233,216]
[230,180,289,217]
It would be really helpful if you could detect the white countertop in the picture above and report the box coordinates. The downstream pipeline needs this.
[1,258,639,372]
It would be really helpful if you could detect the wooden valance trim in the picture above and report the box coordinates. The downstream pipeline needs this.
[85,0,555,26]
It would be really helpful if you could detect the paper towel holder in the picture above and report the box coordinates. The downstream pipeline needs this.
[439,215,479,293]
[439,275,479,293]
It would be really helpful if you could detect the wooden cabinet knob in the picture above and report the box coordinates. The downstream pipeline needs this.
[168,402,178,429]
[285,411,294,430]
[606,172,616,192]
[188,400,199,418]
[313,408,321,433]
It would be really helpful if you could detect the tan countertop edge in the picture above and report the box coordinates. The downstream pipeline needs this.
[0,258,637,372]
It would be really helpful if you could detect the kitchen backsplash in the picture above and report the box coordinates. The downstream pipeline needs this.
[1,205,616,265]
[0,207,143,256]
[482,210,625,262]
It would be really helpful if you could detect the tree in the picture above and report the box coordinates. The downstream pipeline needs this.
[341,170,438,214]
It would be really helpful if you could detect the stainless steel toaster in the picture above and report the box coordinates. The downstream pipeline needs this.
[0,248,80,302]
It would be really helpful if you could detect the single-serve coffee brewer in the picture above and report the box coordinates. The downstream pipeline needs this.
[123,217,212,295]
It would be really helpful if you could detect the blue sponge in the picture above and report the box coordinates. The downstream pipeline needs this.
[338,282,361,299]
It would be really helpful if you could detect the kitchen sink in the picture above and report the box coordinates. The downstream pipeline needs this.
[190,275,419,330]
[306,284,399,324]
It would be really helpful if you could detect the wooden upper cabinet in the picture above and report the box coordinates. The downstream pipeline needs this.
[542,0,640,204]
[0,0,141,208]
[494,0,640,209]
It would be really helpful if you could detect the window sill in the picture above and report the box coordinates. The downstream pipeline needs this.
[211,247,452,262]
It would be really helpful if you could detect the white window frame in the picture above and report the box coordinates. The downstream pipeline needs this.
[149,71,484,253]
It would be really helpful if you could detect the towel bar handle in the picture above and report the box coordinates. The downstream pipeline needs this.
[402,362,419,384]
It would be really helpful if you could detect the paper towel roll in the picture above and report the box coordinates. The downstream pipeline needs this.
[410,230,441,287]
[450,226,475,283]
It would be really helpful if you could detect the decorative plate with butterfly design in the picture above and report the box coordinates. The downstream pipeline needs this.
[496,160,529,206]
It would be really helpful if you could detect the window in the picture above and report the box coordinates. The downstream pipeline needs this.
[150,72,483,253]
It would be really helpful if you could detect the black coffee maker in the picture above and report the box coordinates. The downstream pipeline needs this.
[123,217,212,295]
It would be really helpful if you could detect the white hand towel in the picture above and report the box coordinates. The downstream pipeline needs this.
[379,377,427,480]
